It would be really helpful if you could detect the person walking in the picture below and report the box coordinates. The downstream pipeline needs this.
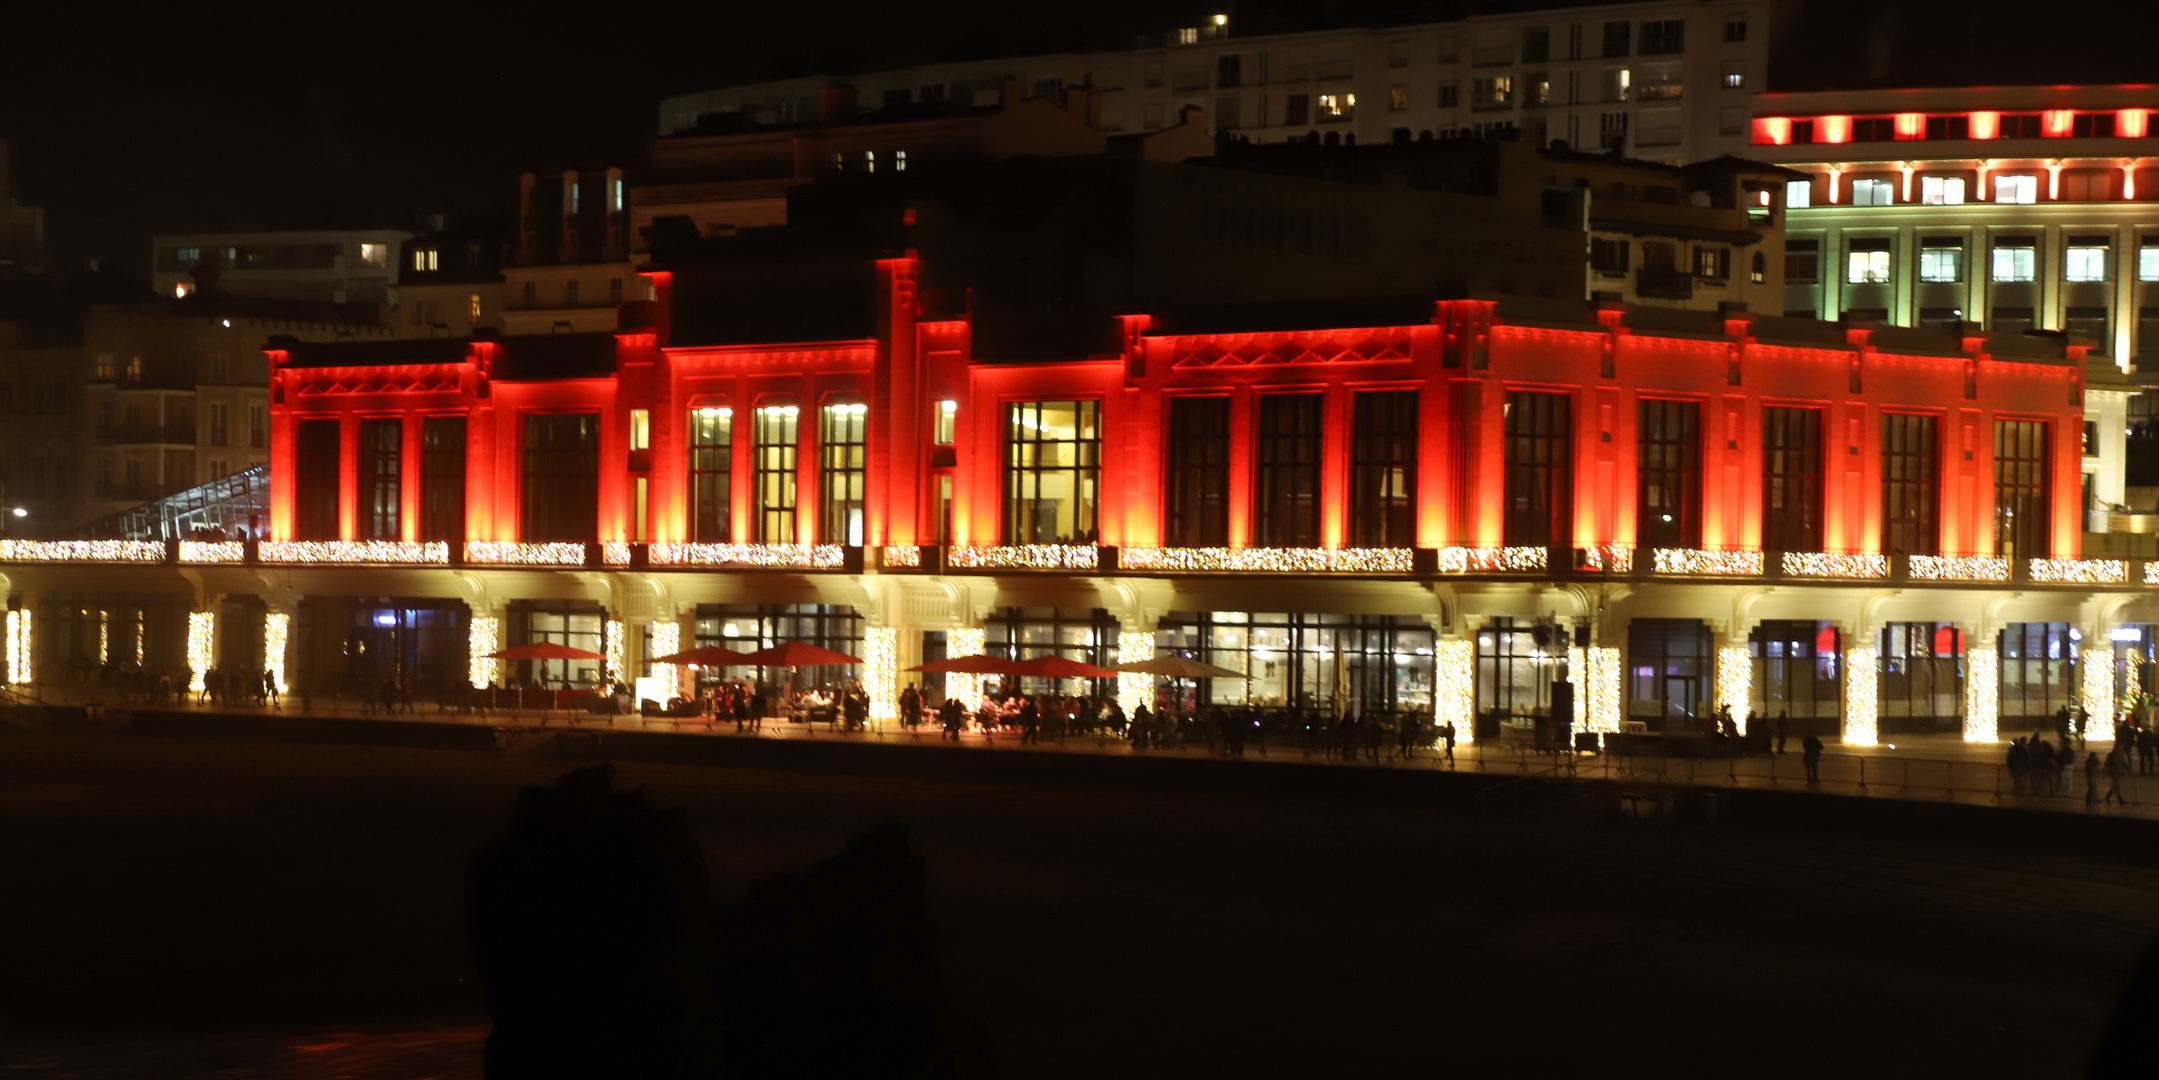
[1801,726,1823,786]
[1440,720,1457,767]
[1774,712,1789,756]
[2086,752,2103,805]
[2008,737,2030,794]
[2105,747,2132,805]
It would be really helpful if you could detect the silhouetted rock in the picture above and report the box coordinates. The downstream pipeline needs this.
[716,821,975,1079]
[468,764,721,1078]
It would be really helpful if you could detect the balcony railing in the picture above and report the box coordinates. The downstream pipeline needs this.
[1636,268,1694,300]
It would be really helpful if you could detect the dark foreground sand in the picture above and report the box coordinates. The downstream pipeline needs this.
[1,727,2155,1078]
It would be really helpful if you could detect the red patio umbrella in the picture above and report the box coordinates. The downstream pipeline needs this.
[487,642,605,661]
[741,641,865,667]
[1007,655,1120,679]
[649,644,755,666]
[909,655,1020,675]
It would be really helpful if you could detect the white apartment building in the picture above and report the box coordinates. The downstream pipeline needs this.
[150,229,412,306]
[659,0,1768,165]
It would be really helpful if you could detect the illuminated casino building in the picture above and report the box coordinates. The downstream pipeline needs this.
[0,140,2146,749]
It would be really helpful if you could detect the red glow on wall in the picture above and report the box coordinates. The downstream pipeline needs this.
[1968,111,2001,139]
[2120,109,2150,138]
[2042,110,2075,137]
[1895,113,1925,139]
[1751,117,1791,146]
[1816,115,1852,144]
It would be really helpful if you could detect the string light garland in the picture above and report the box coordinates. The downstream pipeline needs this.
[883,546,922,568]
[948,545,1098,571]
[1435,546,1547,573]
[2084,647,2117,737]
[1716,645,1751,719]
[1652,548,1764,575]
[97,611,108,665]
[648,620,682,697]
[865,627,899,723]
[264,613,290,695]
[945,627,987,709]
[1584,647,1622,734]
[1120,547,1415,573]
[2146,563,2159,586]
[1964,645,1998,742]
[259,541,449,565]
[178,541,245,563]
[186,611,215,693]
[0,540,162,563]
[1843,646,1878,746]
[602,543,632,566]
[1582,545,1634,573]
[1781,552,1889,579]
[4,609,30,686]
[464,541,586,566]
[604,620,626,685]
[1906,555,2009,582]
[468,616,501,689]
[2028,558,2126,584]
[646,543,845,569]
[1436,638,1475,745]
[1568,646,1586,731]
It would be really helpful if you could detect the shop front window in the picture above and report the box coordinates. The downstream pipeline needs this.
[1879,622,1963,734]
[2000,622,2079,725]
[1628,618,1714,730]
[1005,401,1100,543]
[693,603,863,694]
[1750,620,1839,722]
[1152,611,1433,715]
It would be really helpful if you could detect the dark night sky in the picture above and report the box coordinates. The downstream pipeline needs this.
[3,0,2151,282]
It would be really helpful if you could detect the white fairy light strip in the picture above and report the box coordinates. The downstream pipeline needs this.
[264,613,290,694]
[945,627,988,710]
[2083,650,2117,737]
[1906,554,2009,582]
[1434,546,1547,573]
[468,616,501,689]
[1582,544,1633,573]
[1781,551,1889,579]
[1964,646,1998,743]
[178,541,245,563]
[259,540,449,565]
[1119,547,1415,573]
[2027,558,2126,584]
[865,627,899,723]
[0,540,163,563]
[1436,638,1475,745]
[646,543,845,569]
[464,541,587,566]
[1844,646,1878,746]
[1715,645,1751,720]
[1117,630,1153,716]
[186,611,215,693]
[1584,647,1622,735]
[602,542,633,567]
[882,546,922,568]
[1652,548,1764,576]
[947,545,1099,570]
[4,609,30,686]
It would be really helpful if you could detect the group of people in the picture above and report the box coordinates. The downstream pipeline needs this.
[194,667,281,709]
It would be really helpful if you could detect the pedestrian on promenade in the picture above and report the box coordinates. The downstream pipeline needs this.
[2140,725,2156,776]
[2032,737,2054,796]
[1774,712,1788,755]
[2056,704,2073,750]
[2087,753,2103,805]
[1440,720,1457,767]
[2106,747,2132,805]
[1801,726,1823,786]
[1131,703,1151,750]
[2008,738,2030,794]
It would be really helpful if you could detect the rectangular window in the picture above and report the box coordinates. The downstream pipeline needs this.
[1602,20,1630,58]
[358,417,401,541]
[1920,176,1966,205]
[1786,179,1812,208]
[2142,245,2159,283]
[469,294,483,323]
[249,405,266,448]
[1847,240,1891,284]
[1994,174,2037,204]
[1992,241,2036,282]
[1438,85,1457,108]
[1850,178,1895,206]
[1351,391,1418,547]
[2066,240,2109,282]
[1316,92,1355,121]
[754,405,799,543]
[1389,85,1408,111]
[1285,94,1309,126]
[1164,396,1231,547]
[294,419,340,541]
[933,399,957,445]
[1852,117,1895,142]
[1005,401,1100,544]
[1637,399,1701,550]
[1693,247,1730,279]
[420,416,466,542]
[1591,236,1631,272]
[1639,18,1684,54]
[1472,76,1512,108]
[820,403,867,546]
[522,413,598,541]
[1602,68,1631,104]
[1762,407,1823,552]
[1881,414,1939,557]
[1918,238,1964,283]
[1925,115,1971,140]
[1255,394,1322,546]
[627,408,650,451]
[934,474,954,544]
[1999,623,2079,723]
[1724,18,1746,41]
[1522,26,1550,62]
[208,403,229,446]
[1994,420,2050,559]
[2065,306,2109,344]
[1503,391,1571,547]
[1721,60,1746,88]
[690,408,733,543]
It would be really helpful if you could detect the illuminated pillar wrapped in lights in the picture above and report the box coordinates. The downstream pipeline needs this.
[186,611,215,693]
[1567,646,1586,730]
[603,619,627,686]
[2083,640,2117,738]
[133,611,144,665]
[864,626,899,723]
[1715,645,1751,721]
[945,627,987,710]
[1585,647,1622,734]
[1117,630,1153,717]
[1843,646,1878,746]
[4,608,30,686]
[648,620,681,697]
[469,615,502,689]
[98,610,108,665]
[264,613,290,695]
[1963,645,1998,742]
[1436,637,1475,745]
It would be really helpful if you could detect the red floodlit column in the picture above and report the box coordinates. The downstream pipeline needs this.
[338,413,360,540]
[401,412,423,542]
[1951,408,1984,556]
[1225,389,1253,546]
[2053,415,2082,559]
[1416,375,1447,547]
[1320,384,1348,548]
[265,354,295,540]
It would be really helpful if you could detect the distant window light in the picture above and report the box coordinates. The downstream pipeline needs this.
[1177,27,1198,45]
[358,243,387,267]
[833,151,845,172]
[569,182,580,214]
[469,294,482,322]
[1993,245,2036,282]
[174,282,192,299]
[1846,249,1891,284]
[1920,176,1965,205]
[896,149,907,172]
[413,250,427,271]
[1724,19,1747,42]
[865,150,876,173]
[1919,243,1964,283]
[1995,174,2037,204]
[629,409,651,451]
[1317,92,1356,120]
[610,178,623,212]
[1785,179,1811,208]
[2067,245,2109,283]
[2140,245,2159,283]
[934,399,957,445]
[1850,178,1895,206]
[1389,85,1408,111]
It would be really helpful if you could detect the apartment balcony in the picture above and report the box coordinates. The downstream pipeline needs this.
[1636,268,1695,301]
[96,423,197,446]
